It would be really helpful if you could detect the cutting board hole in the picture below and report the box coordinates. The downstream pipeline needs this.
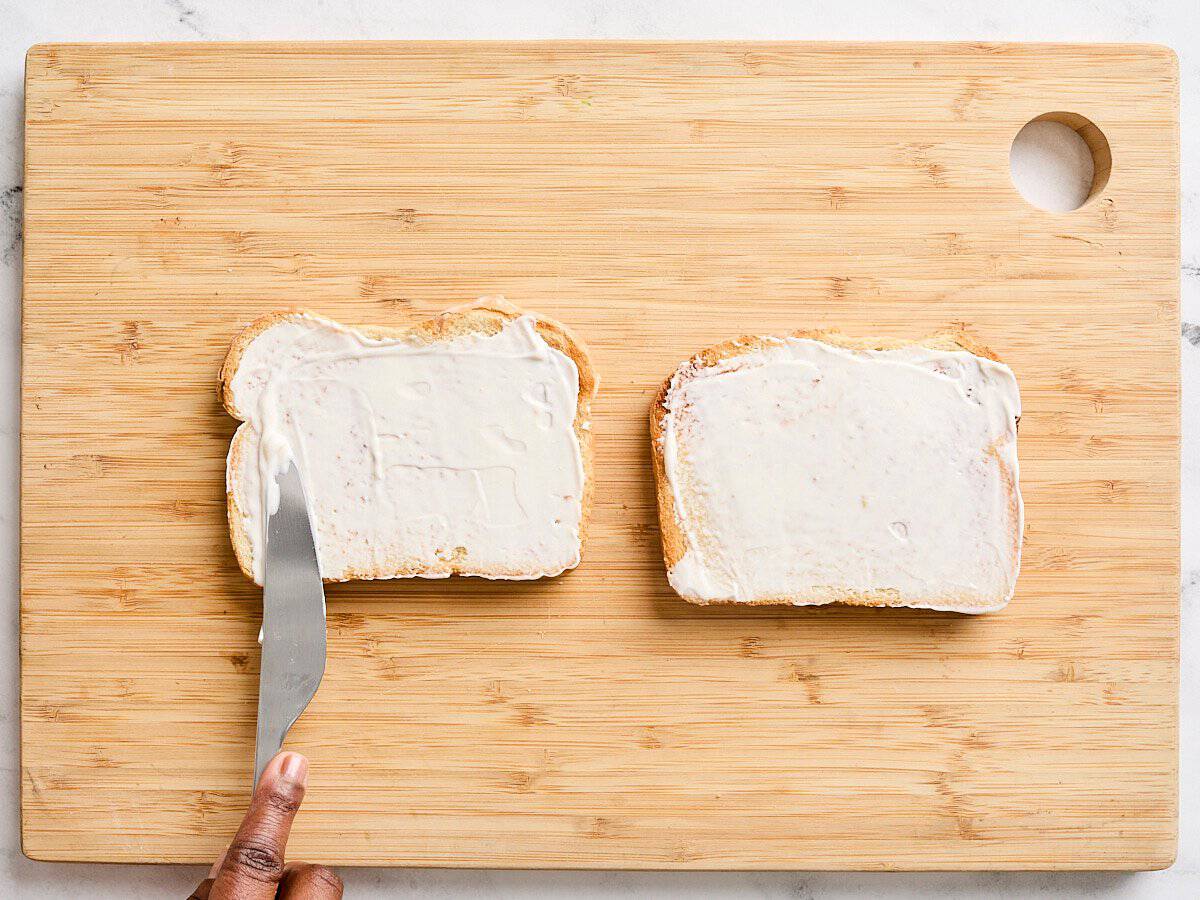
[1009,113,1111,212]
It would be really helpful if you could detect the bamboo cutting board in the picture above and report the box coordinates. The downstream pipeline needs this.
[21,42,1179,869]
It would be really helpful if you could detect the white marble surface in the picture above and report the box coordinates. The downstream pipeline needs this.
[1,1,1196,896]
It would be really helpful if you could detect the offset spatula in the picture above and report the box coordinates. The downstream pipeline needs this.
[253,460,327,787]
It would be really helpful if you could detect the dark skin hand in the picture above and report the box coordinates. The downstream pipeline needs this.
[189,751,342,899]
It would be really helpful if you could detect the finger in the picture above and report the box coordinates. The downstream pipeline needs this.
[211,751,309,900]
[279,863,344,898]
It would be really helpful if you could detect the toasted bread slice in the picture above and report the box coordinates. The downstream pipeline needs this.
[651,330,1022,612]
[221,299,596,585]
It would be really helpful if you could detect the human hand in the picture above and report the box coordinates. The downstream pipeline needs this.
[189,751,342,899]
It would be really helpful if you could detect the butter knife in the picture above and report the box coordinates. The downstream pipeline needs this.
[253,459,327,787]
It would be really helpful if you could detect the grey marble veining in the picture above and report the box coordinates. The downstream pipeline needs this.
[1,1,1196,896]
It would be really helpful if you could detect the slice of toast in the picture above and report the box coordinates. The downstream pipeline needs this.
[651,330,1022,613]
[221,299,596,585]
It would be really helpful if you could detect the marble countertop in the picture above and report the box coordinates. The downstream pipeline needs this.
[1,1,1196,896]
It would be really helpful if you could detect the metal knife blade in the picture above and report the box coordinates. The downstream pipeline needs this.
[253,459,327,787]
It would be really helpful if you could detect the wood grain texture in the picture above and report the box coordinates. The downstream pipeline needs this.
[21,42,1179,869]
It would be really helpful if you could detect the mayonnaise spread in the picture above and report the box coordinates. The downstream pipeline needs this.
[660,337,1021,611]
[227,313,585,584]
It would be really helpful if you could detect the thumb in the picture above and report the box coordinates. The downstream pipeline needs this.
[210,751,308,900]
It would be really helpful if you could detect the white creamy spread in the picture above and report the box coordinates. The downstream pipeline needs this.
[661,338,1022,611]
[227,313,585,584]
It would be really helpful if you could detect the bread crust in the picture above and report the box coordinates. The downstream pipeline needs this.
[220,299,597,584]
[650,329,1019,611]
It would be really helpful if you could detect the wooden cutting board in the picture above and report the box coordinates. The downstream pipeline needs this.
[21,42,1179,869]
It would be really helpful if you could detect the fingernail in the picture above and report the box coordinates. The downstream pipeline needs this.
[208,847,227,878]
[279,751,308,786]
